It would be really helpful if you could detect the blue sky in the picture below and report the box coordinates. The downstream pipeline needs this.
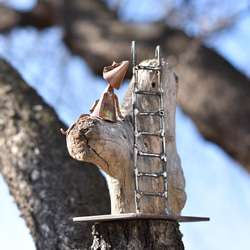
[0,1,250,249]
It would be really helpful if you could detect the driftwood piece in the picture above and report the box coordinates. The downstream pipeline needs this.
[65,59,186,216]
[66,115,135,213]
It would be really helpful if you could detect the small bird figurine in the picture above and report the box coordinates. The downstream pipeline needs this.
[90,60,129,122]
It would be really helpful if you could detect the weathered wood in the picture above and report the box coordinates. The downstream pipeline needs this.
[66,59,186,216]
[66,115,135,214]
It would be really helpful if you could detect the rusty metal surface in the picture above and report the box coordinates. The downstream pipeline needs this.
[73,213,210,223]
[90,60,128,122]
[90,85,117,122]
[103,61,129,90]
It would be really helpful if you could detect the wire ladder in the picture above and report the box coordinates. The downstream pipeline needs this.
[131,41,169,215]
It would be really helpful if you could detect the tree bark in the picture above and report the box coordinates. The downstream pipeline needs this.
[91,220,184,250]
[0,0,250,172]
[0,59,110,249]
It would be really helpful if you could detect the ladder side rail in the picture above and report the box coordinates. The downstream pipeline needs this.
[156,46,169,215]
[132,41,141,214]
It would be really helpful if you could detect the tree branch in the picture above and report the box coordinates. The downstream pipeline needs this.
[0,59,110,249]
[176,47,250,172]
[1,0,250,172]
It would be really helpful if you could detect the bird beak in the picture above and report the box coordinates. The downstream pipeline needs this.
[103,61,129,90]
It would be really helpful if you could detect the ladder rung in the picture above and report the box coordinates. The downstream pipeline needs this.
[138,151,161,158]
[138,151,167,161]
[136,190,167,198]
[135,90,162,96]
[137,171,167,178]
[135,130,165,137]
[138,65,161,71]
[136,110,164,117]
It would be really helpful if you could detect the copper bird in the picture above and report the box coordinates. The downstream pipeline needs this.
[90,61,129,122]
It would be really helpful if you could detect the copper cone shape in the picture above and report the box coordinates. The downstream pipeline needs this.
[103,61,129,90]
[90,85,117,122]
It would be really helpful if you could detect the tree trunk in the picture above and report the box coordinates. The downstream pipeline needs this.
[0,59,110,249]
[91,220,184,250]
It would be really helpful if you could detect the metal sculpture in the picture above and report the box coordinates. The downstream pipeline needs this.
[62,41,209,224]
[90,61,129,122]
[60,60,129,135]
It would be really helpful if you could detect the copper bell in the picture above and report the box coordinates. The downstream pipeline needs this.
[90,61,129,122]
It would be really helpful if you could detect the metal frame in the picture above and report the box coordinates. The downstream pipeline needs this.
[131,41,168,215]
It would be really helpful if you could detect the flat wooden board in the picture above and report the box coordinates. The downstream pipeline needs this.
[73,213,210,223]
